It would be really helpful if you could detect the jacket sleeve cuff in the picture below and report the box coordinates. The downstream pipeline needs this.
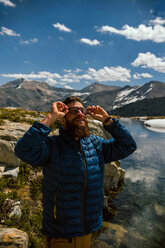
[103,118,119,132]
[32,121,52,135]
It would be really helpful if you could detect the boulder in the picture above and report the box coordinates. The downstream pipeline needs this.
[2,167,20,178]
[0,120,31,177]
[106,222,127,245]
[2,198,22,219]
[0,120,31,141]
[0,140,20,167]
[102,222,150,248]
[104,162,125,191]
[0,164,6,174]
[88,118,111,139]
[0,228,28,248]
[154,202,165,216]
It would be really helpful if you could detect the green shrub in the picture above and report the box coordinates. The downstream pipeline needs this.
[0,118,5,125]
[0,165,30,191]
[17,161,31,183]
[30,176,43,200]
[0,108,41,124]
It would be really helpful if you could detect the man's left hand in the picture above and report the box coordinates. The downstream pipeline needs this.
[87,105,109,123]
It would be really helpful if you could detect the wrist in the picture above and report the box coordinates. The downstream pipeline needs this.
[103,116,113,126]
[40,113,58,127]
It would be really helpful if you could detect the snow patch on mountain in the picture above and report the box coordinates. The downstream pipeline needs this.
[115,88,135,102]
[15,83,23,89]
[112,83,154,109]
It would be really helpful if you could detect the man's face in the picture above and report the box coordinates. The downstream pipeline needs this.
[62,101,90,139]
[64,101,87,127]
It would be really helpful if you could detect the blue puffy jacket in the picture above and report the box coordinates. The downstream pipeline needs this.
[14,118,136,238]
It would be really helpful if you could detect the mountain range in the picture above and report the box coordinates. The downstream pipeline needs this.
[0,78,165,117]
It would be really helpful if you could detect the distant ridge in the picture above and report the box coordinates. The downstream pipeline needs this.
[110,96,165,117]
[0,79,165,116]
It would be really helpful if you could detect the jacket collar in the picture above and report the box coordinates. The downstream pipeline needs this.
[59,126,90,147]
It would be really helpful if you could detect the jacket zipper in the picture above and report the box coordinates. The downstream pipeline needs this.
[80,143,87,235]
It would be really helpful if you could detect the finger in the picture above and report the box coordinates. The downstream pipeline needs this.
[63,109,68,115]
[55,101,63,106]
[87,110,95,117]
[96,105,103,110]
[57,102,68,112]
[90,106,96,112]
[96,105,107,114]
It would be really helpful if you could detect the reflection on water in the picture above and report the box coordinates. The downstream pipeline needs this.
[98,119,165,248]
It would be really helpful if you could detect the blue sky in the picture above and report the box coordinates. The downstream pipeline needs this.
[0,0,165,90]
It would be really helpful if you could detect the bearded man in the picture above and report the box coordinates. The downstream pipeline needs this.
[15,96,136,248]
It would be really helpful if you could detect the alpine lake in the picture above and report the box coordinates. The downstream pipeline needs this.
[94,118,165,248]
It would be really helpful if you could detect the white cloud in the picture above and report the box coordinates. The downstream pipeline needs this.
[63,69,72,73]
[52,23,72,32]
[132,52,165,73]
[87,66,131,82]
[61,77,79,83]
[0,0,16,7]
[1,71,61,80]
[30,38,38,43]
[38,71,61,79]
[79,74,93,80]
[80,38,101,46]
[74,68,82,73]
[61,72,80,83]
[149,17,165,25]
[20,39,29,45]
[97,17,165,43]
[45,78,58,85]
[0,65,131,86]
[20,38,38,45]
[0,26,20,36]
[133,72,153,79]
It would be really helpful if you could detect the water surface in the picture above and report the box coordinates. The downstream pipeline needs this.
[98,119,165,248]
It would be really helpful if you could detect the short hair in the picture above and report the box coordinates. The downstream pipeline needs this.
[63,96,83,106]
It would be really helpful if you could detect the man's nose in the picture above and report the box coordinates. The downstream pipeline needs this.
[77,109,84,115]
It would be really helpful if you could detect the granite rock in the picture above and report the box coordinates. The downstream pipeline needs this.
[0,228,28,248]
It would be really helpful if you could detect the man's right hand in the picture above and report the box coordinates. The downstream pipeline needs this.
[40,101,68,127]
[51,101,68,119]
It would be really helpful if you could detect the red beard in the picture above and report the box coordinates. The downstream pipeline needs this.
[65,117,90,140]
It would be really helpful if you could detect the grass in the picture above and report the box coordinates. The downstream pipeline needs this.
[0,118,5,125]
[0,161,44,248]
[0,107,59,131]
[30,176,43,201]
[0,108,41,125]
